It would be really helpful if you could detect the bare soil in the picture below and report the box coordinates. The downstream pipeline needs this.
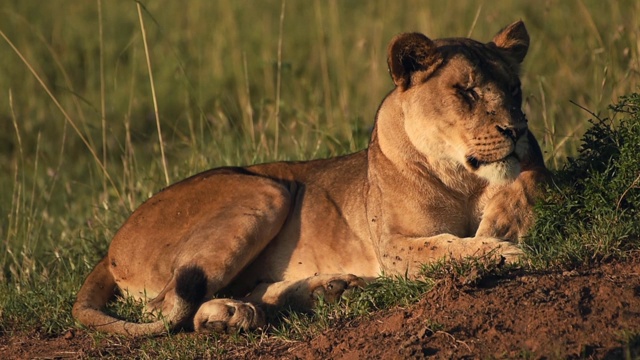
[2,255,639,359]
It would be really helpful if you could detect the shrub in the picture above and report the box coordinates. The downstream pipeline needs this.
[525,93,640,268]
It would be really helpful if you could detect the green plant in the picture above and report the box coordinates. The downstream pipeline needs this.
[618,331,640,360]
[524,93,640,268]
[268,273,434,342]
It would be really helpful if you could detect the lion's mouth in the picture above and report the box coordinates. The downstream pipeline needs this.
[466,153,518,170]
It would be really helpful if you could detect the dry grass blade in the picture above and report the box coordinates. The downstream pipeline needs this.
[617,173,640,211]
[273,0,286,159]
[0,29,123,206]
[98,0,108,196]
[136,0,170,186]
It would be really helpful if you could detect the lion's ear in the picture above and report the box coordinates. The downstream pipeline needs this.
[491,20,529,64]
[387,33,440,90]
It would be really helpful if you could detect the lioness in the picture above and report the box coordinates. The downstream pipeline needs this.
[73,21,548,336]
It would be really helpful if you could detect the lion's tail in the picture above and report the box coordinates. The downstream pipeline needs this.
[72,257,206,337]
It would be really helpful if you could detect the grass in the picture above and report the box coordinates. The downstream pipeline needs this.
[0,0,639,356]
[618,331,640,360]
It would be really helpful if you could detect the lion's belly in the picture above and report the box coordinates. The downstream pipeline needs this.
[280,186,380,280]
[242,229,380,285]
[227,184,380,290]
[282,226,380,281]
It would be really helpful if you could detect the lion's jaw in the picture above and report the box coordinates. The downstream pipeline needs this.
[402,112,526,186]
[466,126,531,184]
[472,154,521,184]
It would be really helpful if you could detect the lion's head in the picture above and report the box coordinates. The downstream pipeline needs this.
[383,21,531,184]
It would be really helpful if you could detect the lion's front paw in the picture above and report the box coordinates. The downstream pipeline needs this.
[193,299,265,333]
[311,274,365,304]
[477,182,536,242]
[479,237,524,264]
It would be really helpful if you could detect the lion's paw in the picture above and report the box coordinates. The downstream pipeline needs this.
[311,274,365,303]
[479,237,524,264]
[193,299,265,333]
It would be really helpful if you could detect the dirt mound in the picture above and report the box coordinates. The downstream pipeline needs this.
[2,255,639,359]
[245,255,640,359]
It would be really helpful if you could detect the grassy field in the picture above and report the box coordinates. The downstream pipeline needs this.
[1,0,639,355]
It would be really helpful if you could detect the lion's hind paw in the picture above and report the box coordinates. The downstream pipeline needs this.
[193,299,265,333]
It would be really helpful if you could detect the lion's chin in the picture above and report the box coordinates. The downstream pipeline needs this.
[473,155,521,184]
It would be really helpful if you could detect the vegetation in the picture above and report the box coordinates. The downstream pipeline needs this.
[525,93,640,268]
[0,0,639,356]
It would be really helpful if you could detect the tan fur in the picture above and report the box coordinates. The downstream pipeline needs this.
[73,21,548,336]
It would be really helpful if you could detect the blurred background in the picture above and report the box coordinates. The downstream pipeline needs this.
[0,0,638,282]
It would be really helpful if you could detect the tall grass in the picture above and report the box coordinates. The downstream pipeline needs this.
[0,0,639,339]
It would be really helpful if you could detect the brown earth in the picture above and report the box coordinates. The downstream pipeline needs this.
[2,254,639,359]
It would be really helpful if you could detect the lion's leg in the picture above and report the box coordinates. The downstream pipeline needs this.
[192,274,365,332]
[378,234,523,277]
[476,168,548,241]
[133,175,294,331]
[246,274,366,310]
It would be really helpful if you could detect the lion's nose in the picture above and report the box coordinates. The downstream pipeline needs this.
[496,125,525,141]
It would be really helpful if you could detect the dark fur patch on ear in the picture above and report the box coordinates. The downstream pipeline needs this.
[175,265,208,304]
[491,20,529,64]
[387,32,440,89]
